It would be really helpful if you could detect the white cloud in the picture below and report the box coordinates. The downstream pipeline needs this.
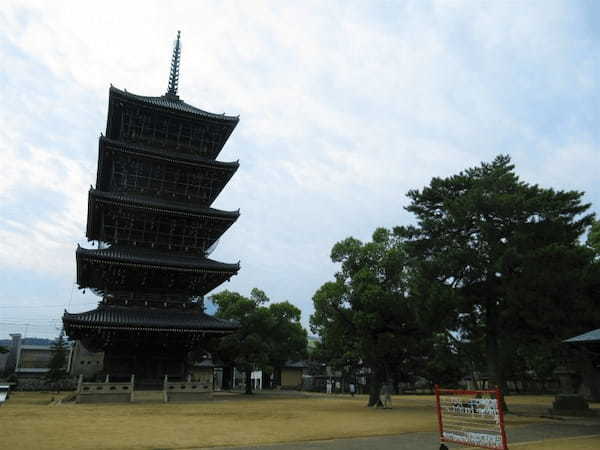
[0,142,88,275]
[1,0,599,331]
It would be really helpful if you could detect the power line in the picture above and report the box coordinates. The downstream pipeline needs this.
[67,280,76,310]
[0,322,61,328]
[0,321,63,327]
[0,302,98,309]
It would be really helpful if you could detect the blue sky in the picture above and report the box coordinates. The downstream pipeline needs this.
[1,0,599,338]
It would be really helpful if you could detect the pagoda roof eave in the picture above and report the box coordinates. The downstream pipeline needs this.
[99,136,240,170]
[63,306,240,333]
[88,188,240,220]
[109,85,240,123]
[76,245,240,273]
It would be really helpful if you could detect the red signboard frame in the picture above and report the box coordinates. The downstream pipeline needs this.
[435,385,508,450]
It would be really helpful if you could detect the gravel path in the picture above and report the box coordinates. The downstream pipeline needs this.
[192,420,600,450]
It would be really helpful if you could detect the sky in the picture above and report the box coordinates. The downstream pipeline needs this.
[1,0,599,339]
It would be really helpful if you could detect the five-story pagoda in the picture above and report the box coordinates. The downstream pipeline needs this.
[63,32,240,384]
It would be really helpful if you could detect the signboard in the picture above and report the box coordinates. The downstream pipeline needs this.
[435,385,508,450]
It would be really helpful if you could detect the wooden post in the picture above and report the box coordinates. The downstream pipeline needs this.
[434,385,444,443]
[77,374,83,393]
[130,374,135,402]
[496,387,508,450]
[163,375,168,403]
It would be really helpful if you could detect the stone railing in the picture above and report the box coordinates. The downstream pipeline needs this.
[0,384,10,405]
[76,374,135,403]
[163,374,212,402]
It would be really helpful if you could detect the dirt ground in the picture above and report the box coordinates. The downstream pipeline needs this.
[0,392,597,450]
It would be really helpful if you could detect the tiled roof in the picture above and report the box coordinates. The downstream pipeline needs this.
[89,189,240,220]
[110,86,239,122]
[76,245,240,272]
[193,359,219,368]
[564,328,600,344]
[100,137,240,170]
[63,306,240,332]
[284,360,308,368]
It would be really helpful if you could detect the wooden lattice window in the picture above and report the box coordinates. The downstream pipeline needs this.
[110,153,228,205]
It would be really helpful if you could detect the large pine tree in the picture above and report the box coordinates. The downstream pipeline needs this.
[400,155,596,401]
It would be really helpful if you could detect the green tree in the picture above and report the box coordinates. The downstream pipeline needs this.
[46,332,69,384]
[587,219,600,256]
[265,300,308,386]
[310,228,435,406]
[399,155,595,403]
[212,288,307,394]
[420,333,465,389]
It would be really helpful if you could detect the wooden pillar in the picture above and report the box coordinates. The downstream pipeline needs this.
[163,375,168,403]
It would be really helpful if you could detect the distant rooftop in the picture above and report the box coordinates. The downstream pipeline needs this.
[564,328,600,344]
[0,337,54,347]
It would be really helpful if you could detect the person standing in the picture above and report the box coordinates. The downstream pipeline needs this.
[380,382,393,408]
[349,383,356,397]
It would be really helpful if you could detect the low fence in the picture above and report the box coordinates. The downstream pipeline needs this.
[163,374,212,402]
[76,374,135,403]
[462,379,560,395]
[4,376,77,391]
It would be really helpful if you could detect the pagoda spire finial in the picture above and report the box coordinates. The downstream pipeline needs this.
[167,30,181,97]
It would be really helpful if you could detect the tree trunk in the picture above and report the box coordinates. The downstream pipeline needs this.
[367,366,384,407]
[486,299,508,412]
[262,370,271,390]
[392,372,400,394]
[222,366,232,390]
[245,369,253,395]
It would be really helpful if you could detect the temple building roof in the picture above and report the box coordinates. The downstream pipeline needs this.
[109,86,239,123]
[284,360,308,369]
[564,328,600,344]
[96,137,239,208]
[99,136,240,169]
[88,188,240,220]
[76,246,239,297]
[77,245,239,272]
[63,306,239,333]
[86,189,239,253]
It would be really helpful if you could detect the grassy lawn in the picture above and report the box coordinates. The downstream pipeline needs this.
[0,392,581,450]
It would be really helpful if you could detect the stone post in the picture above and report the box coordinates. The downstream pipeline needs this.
[4,334,22,375]
[549,366,595,416]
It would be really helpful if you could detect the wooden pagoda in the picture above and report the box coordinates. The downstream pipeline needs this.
[63,32,240,384]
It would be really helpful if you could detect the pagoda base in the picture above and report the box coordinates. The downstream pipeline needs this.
[102,344,188,386]
[64,305,238,387]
